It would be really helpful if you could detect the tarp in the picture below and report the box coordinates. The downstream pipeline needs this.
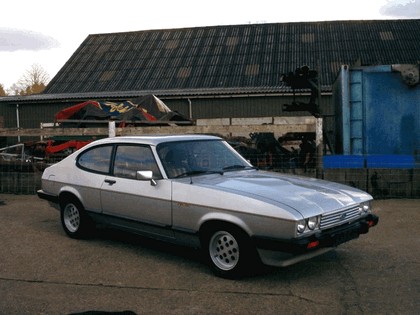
[55,95,191,125]
[129,95,171,119]
[55,100,156,121]
[130,94,191,122]
[55,95,191,127]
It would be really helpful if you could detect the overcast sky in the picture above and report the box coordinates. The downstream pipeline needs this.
[1,0,419,91]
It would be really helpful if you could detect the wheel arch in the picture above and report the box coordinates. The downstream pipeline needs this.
[198,216,253,243]
[58,189,83,209]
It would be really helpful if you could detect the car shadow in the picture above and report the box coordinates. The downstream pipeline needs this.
[93,226,204,264]
[85,226,341,280]
[88,226,280,278]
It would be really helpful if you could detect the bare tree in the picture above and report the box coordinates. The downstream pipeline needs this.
[15,64,50,95]
[0,83,7,96]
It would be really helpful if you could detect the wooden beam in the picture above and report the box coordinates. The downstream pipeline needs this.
[0,123,315,138]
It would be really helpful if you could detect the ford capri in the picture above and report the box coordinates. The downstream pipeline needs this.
[38,135,378,278]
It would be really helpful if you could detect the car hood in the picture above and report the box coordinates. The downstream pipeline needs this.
[189,170,371,217]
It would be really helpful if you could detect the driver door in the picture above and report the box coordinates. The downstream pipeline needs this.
[100,144,172,237]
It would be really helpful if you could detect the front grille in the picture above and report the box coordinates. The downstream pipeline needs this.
[320,205,361,229]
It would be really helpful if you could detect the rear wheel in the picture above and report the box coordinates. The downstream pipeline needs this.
[60,197,93,239]
[202,223,259,279]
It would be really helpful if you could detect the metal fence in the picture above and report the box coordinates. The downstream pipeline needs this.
[1,154,418,198]
[0,166,42,195]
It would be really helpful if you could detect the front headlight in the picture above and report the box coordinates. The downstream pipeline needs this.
[360,201,372,213]
[297,216,320,234]
[307,216,319,230]
[297,219,306,233]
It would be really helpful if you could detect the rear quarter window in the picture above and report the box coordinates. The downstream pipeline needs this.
[77,145,113,174]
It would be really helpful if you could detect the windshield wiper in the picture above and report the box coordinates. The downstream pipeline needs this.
[174,170,224,178]
[222,165,257,171]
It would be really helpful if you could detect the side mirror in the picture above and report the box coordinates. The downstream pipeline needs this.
[136,170,157,186]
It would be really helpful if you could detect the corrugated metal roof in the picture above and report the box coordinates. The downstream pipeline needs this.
[35,19,420,95]
[0,86,308,104]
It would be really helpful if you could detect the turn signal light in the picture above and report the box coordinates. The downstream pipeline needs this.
[307,241,320,249]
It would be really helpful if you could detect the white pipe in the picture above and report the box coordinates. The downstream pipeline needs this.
[16,104,20,142]
[109,121,116,137]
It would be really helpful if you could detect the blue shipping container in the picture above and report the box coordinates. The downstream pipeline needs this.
[333,64,419,168]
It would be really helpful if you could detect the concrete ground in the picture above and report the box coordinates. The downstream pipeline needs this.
[0,195,419,315]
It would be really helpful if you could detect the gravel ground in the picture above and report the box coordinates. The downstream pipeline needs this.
[0,194,419,315]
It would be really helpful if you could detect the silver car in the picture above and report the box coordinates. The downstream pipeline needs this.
[38,135,378,278]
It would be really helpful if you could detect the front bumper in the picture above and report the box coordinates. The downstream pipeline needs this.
[254,214,379,267]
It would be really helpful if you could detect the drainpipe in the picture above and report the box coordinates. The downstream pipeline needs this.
[316,60,323,178]
[16,104,20,143]
[187,98,192,119]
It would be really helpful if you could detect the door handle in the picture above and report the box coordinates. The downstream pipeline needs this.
[104,179,116,185]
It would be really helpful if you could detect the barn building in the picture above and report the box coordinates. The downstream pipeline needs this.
[1,19,419,137]
[0,19,419,196]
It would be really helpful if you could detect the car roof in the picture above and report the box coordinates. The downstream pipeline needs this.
[88,134,222,147]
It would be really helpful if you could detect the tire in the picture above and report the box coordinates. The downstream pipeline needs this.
[60,197,93,239]
[201,223,259,279]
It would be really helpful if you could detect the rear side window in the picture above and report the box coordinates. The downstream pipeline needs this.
[77,145,113,174]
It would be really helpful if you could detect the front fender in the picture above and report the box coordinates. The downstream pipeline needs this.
[198,212,253,236]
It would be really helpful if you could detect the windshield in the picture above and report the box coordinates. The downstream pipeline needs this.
[157,139,253,178]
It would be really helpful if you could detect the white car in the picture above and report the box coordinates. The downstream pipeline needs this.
[38,135,378,278]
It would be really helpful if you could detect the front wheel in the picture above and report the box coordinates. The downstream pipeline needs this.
[202,224,259,279]
[60,197,93,239]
